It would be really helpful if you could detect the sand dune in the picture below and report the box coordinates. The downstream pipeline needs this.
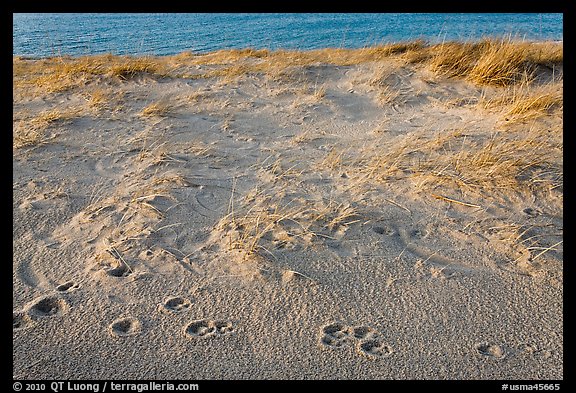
[13,41,563,379]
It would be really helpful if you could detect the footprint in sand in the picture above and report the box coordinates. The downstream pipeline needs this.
[212,320,234,335]
[396,226,477,277]
[16,256,43,288]
[158,296,192,314]
[372,225,397,236]
[13,311,34,330]
[357,338,394,359]
[108,317,142,337]
[319,322,353,348]
[17,195,46,210]
[410,228,429,240]
[25,295,68,319]
[475,342,506,360]
[183,319,234,339]
[351,325,379,341]
[56,280,80,293]
[319,322,393,359]
[103,261,132,278]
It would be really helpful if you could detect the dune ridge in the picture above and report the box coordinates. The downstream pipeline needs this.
[13,39,562,379]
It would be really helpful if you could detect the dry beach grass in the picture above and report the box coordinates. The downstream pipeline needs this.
[13,39,562,379]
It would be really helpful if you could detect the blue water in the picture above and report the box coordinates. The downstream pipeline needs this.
[13,13,563,58]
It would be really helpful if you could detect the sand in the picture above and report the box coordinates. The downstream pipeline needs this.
[13,47,563,379]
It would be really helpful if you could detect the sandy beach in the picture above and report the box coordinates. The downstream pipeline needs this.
[13,40,563,379]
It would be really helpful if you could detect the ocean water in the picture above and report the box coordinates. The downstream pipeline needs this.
[13,13,563,58]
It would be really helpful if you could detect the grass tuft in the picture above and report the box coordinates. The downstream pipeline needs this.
[428,38,562,86]
[13,108,80,149]
[140,99,177,117]
[481,80,563,121]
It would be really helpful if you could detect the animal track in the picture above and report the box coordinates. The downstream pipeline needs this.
[25,295,67,318]
[357,338,394,359]
[397,226,478,276]
[319,322,353,348]
[108,317,142,337]
[411,228,428,239]
[104,262,132,278]
[319,322,393,359]
[352,325,379,340]
[56,281,80,292]
[159,296,191,314]
[475,342,506,360]
[13,312,24,329]
[16,256,42,288]
[185,319,213,337]
[213,320,234,334]
[373,225,396,236]
[183,319,234,339]
[13,311,33,330]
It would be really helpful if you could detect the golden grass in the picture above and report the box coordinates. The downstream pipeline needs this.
[468,41,533,86]
[13,123,49,149]
[140,99,177,117]
[13,38,562,101]
[368,62,402,87]
[481,80,563,121]
[403,47,433,64]
[216,186,360,259]
[319,148,345,171]
[211,155,363,260]
[107,56,160,79]
[291,131,317,145]
[13,55,166,96]
[284,83,327,108]
[13,108,80,149]
[181,91,210,103]
[352,123,562,201]
[13,39,562,270]
[184,140,214,157]
[367,62,407,106]
[506,85,562,118]
[183,48,270,66]
[83,88,126,114]
[375,86,402,106]
[86,88,109,109]
[312,85,326,100]
[428,38,562,86]
[196,42,427,83]
[428,41,484,78]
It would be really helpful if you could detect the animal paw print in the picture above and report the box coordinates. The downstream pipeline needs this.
[13,311,33,330]
[372,225,397,236]
[14,294,69,331]
[475,341,506,360]
[25,295,68,319]
[319,321,394,359]
[351,325,379,340]
[357,338,394,359]
[104,262,132,278]
[158,296,191,314]
[183,319,234,339]
[319,322,353,348]
[108,316,142,337]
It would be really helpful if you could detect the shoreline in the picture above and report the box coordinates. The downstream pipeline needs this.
[12,38,564,60]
